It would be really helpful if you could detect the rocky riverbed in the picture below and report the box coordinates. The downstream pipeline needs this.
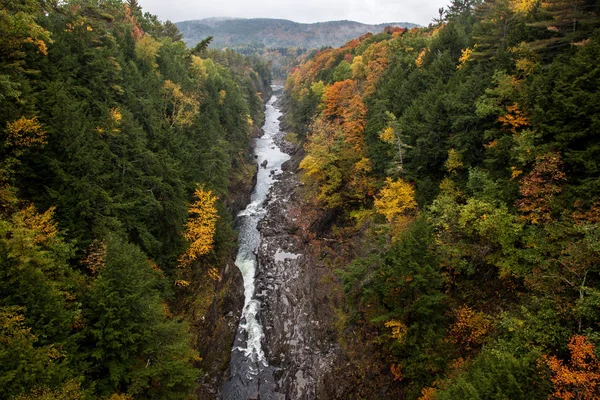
[254,128,340,399]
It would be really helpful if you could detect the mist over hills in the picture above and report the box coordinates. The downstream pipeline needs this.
[175,17,419,49]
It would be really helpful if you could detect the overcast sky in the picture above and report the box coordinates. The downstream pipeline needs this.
[138,0,449,26]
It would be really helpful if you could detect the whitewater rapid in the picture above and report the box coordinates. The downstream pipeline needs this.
[222,88,289,399]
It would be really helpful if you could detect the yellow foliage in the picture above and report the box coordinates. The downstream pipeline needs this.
[180,188,218,267]
[95,108,123,136]
[189,56,208,79]
[134,34,161,68]
[310,81,326,98]
[348,157,376,201]
[515,57,536,76]
[510,0,539,15]
[208,267,221,281]
[439,177,462,199]
[162,80,199,127]
[15,205,58,244]
[511,166,523,180]
[299,121,344,208]
[218,89,227,105]
[379,126,395,144]
[350,55,366,79]
[374,178,417,223]
[15,380,84,400]
[6,116,47,148]
[457,47,473,70]
[24,37,48,55]
[107,394,133,400]
[445,148,464,173]
[385,319,408,343]
[109,107,122,124]
[415,49,427,68]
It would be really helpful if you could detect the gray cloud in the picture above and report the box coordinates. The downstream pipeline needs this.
[139,0,449,26]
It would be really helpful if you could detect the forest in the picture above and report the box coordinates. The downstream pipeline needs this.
[0,0,270,398]
[2,0,600,399]
[283,0,600,398]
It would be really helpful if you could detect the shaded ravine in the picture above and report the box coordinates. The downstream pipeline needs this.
[222,87,338,400]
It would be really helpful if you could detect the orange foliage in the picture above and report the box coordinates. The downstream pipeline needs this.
[419,387,437,400]
[498,103,530,133]
[390,363,404,381]
[362,41,388,96]
[545,335,600,400]
[517,152,566,224]
[572,201,600,225]
[81,240,107,275]
[124,5,143,41]
[448,305,492,354]
[322,79,366,137]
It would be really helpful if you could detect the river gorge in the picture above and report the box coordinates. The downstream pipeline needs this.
[221,87,338,399]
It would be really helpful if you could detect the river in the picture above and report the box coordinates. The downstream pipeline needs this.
[221,87,290,400]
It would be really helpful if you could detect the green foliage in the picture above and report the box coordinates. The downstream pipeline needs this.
[333,60,352,82]
[0,306,71,400]
[435,347,551,400]
[79,236,198,398]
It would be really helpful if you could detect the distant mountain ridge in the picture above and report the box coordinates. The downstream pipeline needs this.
[176,18,419,49]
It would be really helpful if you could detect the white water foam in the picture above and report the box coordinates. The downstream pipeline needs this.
[232,90,290,368]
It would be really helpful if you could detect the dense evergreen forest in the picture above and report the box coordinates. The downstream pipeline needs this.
[284,0,600,398]
[0,0,270,398]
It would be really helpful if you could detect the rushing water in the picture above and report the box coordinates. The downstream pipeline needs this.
[222,88,290,400]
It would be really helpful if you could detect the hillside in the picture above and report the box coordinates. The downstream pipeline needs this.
[282,0,600,398]
[0,1,270,398]
[175,17,419,49]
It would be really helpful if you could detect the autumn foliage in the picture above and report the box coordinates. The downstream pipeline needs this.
[517,152,566,224]
[179,188,218,267]
[545,335,600,400]
[374,178,417,224]
[448,306,492,354]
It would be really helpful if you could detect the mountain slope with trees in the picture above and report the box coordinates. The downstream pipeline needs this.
[0,0,270,398]
[176,18,419,49]
[283,0,600,398]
